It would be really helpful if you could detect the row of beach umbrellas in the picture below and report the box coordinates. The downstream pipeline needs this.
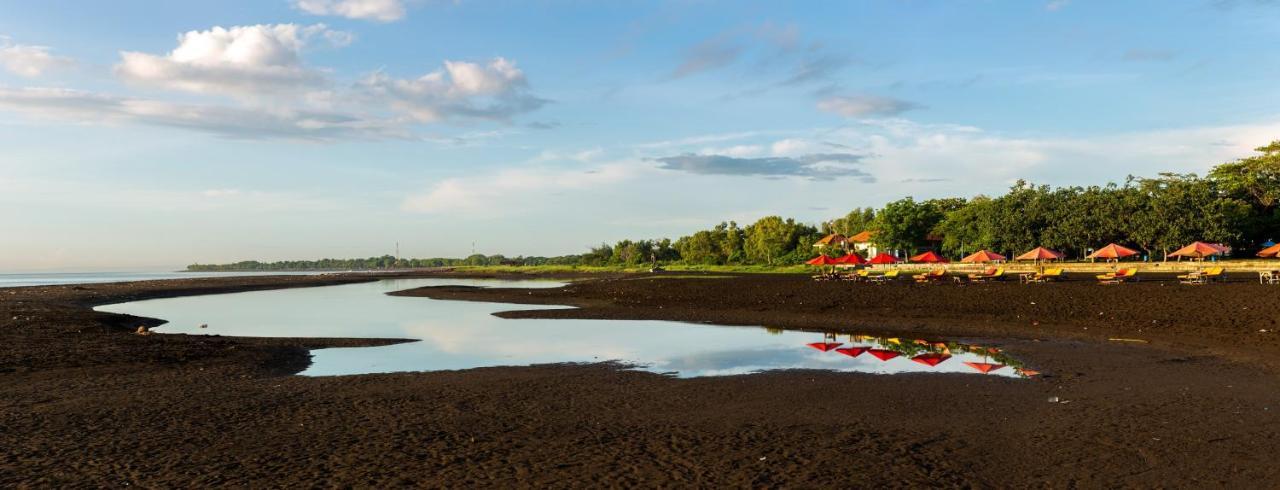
[808,240,1266,266]
[805,336,1031,376]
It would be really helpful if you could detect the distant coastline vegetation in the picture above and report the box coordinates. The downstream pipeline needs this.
[188,141,1280,272]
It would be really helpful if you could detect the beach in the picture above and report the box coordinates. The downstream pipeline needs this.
[4,271,1280,487]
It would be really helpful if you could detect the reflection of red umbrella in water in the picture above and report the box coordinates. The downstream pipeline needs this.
[807,333,842,352]
[867,349,901,361]
[963,361,1005,374]
[835,346,869,358]
[807,341,843,352]
[911,353,952,367]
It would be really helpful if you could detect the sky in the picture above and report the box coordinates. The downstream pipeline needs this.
[2,0,1280,271]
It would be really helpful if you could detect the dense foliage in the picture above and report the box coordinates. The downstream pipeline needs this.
[190,141,1280,270]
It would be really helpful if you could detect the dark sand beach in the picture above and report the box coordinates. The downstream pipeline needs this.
[4,272,1280,487]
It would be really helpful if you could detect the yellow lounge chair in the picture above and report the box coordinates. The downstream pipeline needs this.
[913,268,946,283]
[869,269,900,283]
[1023,268,1065,283]
[851,269,875,282]
[1035,268,1065,283]
[1179,267,1225,285]
[1097,268,1137,284]
[967,267,996,281]
[1202,267,1225,282]
[1178,271,1206,285]
[969,267,1005,282]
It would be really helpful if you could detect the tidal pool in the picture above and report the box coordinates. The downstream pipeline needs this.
[94,279,1032,378]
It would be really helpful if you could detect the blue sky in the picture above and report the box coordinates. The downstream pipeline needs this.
[2,0,1279,271]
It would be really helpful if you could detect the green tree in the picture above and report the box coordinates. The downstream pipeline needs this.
[1210,140,1280,210]
[825,207,876,236]
[936,196,997,257]
[744,216,801,265]
[873,198,945,253]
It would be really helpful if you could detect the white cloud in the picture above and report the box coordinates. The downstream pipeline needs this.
[402,163,643,216]
[0,87,408,141]
[0,38,74,77]
[770,138,816,156]
[115,24,347,97]
[529,148,604,164]
[359,57,547,122]
[795,118,1280,193]
[816,94,918,118]
[700,144,763,157]
[294,0,407,22]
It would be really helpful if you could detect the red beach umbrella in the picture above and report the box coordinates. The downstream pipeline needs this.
[834,253,866,265]
[867,349,901,361]
[961,250,1007,263]
[1015,247,1065,261]
[963,361,1005,374]
[868,253,899,265]
[1168,241,1226,259]
[807,342,843,352]
[1259,243,1280,258]
[1086,243,1138,261]
[909,251,949,263]
[806,255,840,266]
[835,346,869,358]
[910,353,952,367]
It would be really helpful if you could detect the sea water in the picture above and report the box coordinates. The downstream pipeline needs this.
[95,278,1029,378]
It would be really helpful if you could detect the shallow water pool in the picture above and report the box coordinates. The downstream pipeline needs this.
[95,279,1031,378]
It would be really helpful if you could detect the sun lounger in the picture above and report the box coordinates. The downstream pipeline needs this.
[1201,267,1225,283]
[968,267,1005,283]
[1023,268,1066,284]
[846,269,875,282]
[1258,270,1279,285]
[869,269,900,283]
[811,271,839,281]
[913,269,946,283]
[1177,271,1206,285]
[967,267,995,281]
[1037,268,1065,282]
[1096,268,1137,284]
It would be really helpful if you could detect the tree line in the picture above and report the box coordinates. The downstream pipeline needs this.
[189,141,1280,271]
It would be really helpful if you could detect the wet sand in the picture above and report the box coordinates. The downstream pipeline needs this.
[3,271,1280,487]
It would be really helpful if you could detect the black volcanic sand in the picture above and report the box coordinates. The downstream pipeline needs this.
[4,272,1280,487]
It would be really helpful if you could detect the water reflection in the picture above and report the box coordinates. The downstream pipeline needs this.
[94,279,1033,379]
[798,332,1038,378]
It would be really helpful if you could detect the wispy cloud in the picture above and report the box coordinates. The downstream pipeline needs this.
[0,25,547,141]
[402,163,643,216]
[652,153,873,181]
[0,37,74,77]
[816,94,919,117]
[358,57,547,123]
[0,87,408,141]
[293,0,407,22]
[669,35,744,79]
